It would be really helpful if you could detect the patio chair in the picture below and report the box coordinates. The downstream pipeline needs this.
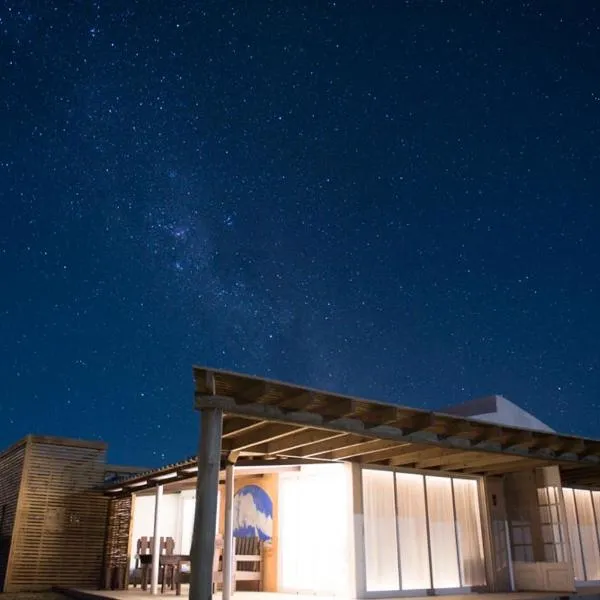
[233,536,264,591]
[133,536,175,590]
[213,534,238,592]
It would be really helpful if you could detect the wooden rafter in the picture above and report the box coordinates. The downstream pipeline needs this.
[228,423,307,452]
[194,392,600,472]
[327,440,410,461]
[265,430,348,455]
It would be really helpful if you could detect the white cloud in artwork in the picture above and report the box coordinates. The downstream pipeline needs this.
[233,490,273,539]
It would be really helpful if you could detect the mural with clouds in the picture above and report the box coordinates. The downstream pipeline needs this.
[233,484,273,541]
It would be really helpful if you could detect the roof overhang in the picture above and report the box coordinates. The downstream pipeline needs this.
[103,367,600,496]
[194,367,600,485]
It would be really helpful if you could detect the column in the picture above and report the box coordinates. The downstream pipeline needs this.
[223,461,236,600]
[151,484,164,594]
[189,408,224,600]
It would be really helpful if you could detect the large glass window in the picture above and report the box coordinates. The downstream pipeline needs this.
[453,478,486,586]
[426,476,461,588]
[362,468,486,593]
[396,472,430,590]
[563,487,600,582]
[362,469,400,592]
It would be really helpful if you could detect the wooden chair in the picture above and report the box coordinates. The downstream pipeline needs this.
[160,537,177,592]
[131,536,152,588]
[234,536,264,591]
[174,537,228,596]
[134,536,175,590]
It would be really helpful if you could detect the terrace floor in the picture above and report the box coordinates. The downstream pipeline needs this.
[62,587,600,600]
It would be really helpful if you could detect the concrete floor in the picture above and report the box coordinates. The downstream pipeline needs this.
[65,587,600,600]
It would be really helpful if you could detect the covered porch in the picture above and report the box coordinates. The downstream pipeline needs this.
[100,367,600,600]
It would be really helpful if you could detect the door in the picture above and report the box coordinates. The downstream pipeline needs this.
[505,468,575,593]
[278,464,352,596]
[485,477,512,592]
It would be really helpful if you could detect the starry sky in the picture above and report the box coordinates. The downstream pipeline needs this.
[1,1,599,468]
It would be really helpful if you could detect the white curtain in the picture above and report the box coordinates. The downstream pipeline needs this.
[574,489,600,580]
[426,476,461,589]
[362,469,400,591]
[278,464,352,595]
[395,472,431,590]
[453,478,486,586]
[563,488,586,580]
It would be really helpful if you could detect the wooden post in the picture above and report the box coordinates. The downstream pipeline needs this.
[223,461,236,600]
[189,408,223,600]
[151,484,164,594]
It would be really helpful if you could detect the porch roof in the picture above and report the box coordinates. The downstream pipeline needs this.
[194,367,600,484]
[104,367,600,496]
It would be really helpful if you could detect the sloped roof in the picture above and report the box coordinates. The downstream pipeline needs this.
[439,395,555,433]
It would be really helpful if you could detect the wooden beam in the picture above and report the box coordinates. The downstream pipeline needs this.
[278,391,319,410]
[362,405,399,426]
[415,449,477,469]
[430,453,532,472]
[501,431,537,450]
[318,397,358,421]
[222,417,265,438]
[397,412,437,436]
[388,446,445,467]
[236,381,275,404]
[299,434,369,457]
[437,421,478,441]
[229,423,307,451]
[193,394,600,467]
[265,430,347,456]
[327,440,410,461]
[461,457,549,475]
[558,439,586,455]
[468,425,506,446]
[358,443,428,465]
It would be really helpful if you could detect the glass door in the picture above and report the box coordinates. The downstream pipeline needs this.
[278,464,352,596]
[361,468,486,596]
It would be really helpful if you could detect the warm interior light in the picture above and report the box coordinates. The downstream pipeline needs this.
[362,470,486,592]
[152,472,178,481]
[277,464,353,596]
[128,480,148,487]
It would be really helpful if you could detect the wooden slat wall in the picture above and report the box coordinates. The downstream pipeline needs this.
[0,440,27,591]
[102,495,132,589]
[5,438,109,592]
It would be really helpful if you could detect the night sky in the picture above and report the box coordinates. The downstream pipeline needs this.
[2,1,599,468]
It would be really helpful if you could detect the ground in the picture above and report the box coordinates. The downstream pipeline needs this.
[0,594,70,600]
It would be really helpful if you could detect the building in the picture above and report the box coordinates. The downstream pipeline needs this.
[1,366,600,600]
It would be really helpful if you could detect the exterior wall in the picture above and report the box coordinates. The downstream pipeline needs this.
[0,439,27,591]
[4,437,109,592]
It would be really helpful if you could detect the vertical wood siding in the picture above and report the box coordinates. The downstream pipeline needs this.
[102,496,133,589]
[0,441,27,591]
[5,438,109,591]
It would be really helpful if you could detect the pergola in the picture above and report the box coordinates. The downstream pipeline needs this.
[105,366,600,600]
